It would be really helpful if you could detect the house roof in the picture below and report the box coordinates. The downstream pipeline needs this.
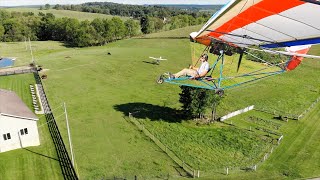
[0,89,38,120]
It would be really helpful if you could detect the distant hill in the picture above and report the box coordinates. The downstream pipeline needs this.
[0,5,41,8]
[53,2,213,19]
[3,7,130,21]
[158,4,223,12]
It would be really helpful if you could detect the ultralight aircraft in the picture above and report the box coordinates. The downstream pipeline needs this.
[157,0,320,96]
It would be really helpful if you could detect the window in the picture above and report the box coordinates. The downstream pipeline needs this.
[20,128,28,135]
[3,133,11,140]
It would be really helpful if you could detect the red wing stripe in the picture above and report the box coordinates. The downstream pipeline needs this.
[208,0,305,39]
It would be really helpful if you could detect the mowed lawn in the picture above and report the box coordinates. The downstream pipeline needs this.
[22,39,191,179]
[0,31,319,179]
[0,74,63,180]
[4,8,130,21]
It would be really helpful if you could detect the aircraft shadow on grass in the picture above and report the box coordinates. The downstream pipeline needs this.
[114,102,184,123]
[142,61,159,65]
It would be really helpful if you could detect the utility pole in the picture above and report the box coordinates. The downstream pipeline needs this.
[28,37,35,65]
[24,37,28,50]
[64,102,75,166]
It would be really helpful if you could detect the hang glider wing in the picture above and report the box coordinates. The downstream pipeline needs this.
[192,0,320,48]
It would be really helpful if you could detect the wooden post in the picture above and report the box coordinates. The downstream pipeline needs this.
[197,170,200,178]
[226,167,229,175]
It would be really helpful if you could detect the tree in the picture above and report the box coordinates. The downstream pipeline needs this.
[2,18,24,41]
[179,86,194,118]
[190,88,208,119]
[91,18,105,45]
[207,92,223,122]
[152,17,164,32]
[179,86,222,120]
[37,13,55,40]
[64,18,80,43]
[73,20,97,47]
[45,4,50,10]
[39,6,43,10]
[140,17,148,34]
[124,19,140,37]
[111,17,125,40]
[179,87,207,119]
[0,25,5,41]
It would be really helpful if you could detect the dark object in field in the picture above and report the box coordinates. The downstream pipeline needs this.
[41,74,47,79]
[274,115,288,122]
[65,56,71,58]
[107,52,111,55]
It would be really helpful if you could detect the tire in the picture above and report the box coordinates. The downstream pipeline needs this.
[156,76,164,84]
[215,89,224,96]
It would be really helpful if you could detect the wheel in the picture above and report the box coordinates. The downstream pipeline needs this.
[215,89,224,96]
[156,75,164,84]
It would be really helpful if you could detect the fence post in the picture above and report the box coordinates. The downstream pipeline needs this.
[254,165,257,171]
[278,135,283,145]
[226,167,229,175]
[197,170,200,178]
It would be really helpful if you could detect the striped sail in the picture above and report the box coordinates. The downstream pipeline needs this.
[194,0,320,48]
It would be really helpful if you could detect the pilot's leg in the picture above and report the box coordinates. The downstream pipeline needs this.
[174,69,197,78]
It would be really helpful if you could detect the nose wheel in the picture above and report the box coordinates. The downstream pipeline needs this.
[156,75,164,84]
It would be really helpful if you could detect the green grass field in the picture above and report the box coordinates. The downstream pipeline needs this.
[0,25,320,179]
[3,8,130,21]
[0,74,63,180]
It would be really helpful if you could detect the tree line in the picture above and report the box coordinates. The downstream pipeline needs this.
[53,2,212,34]
[0,10,141,47]
[53,2,212,19]
[0,4,212,47]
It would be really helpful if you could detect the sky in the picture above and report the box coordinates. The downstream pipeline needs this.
[0,0,229,7]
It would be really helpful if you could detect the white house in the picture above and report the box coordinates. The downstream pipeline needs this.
[0,89,40,153]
